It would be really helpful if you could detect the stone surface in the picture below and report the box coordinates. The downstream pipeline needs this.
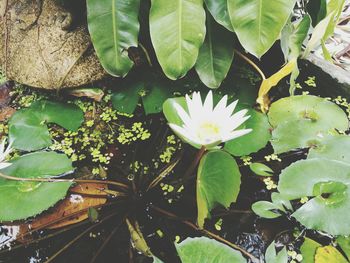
[0,0,106,89]
[300,54,350,98]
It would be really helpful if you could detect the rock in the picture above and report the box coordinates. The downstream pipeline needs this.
[299,54,350,98]
[0,0,106,89]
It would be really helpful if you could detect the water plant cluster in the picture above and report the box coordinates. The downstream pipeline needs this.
[0,0,349,262]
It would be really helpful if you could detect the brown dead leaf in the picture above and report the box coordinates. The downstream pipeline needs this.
[28,183,107,230]
[0,106,16,122]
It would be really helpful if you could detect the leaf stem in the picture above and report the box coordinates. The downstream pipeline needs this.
[0,172,129,190]
[181,146,206,183]
[234,49,266,80]
[150,205,259,263]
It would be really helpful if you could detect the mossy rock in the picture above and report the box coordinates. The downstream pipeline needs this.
[0,0,106,89]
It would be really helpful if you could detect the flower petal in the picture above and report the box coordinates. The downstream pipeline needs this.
[169,124,203,148]
[227,109,250,130]
[222,129,252,142]
[0,162,12,170]
[213,95,228,115]
[225,99,239,116]
[203,91,213,113]
[227,114,251,131]
[173,103,192,127]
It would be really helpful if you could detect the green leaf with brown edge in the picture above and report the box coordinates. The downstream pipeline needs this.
[0,151,73,222]
[227,0,296,58]
[315,246,348,263]
[87,0,140,77]
[195,14,234,89]
[149,0,206,80]
[197,150,241,228]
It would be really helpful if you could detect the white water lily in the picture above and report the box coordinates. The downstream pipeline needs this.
[169,91,252,149]
[0,138,13,170]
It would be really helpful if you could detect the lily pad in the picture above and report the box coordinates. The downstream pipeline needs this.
[268,95,349,153]
[9,100,84,151]
[308,135,350,163]
[0,151,73,222]
[225,108,271,156]
[278,158,350,235]
[197,150,241,228]
[265,241,288,263]
[176,237,246,263]
[300,237,322,263]
[315,246,348,263]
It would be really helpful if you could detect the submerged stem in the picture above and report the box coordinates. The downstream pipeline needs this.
[234,49,266,80]
[0,172,129,190]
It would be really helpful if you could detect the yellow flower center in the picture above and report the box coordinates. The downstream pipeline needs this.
[197,122,221,142]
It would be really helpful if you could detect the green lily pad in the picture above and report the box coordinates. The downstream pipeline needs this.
[225,109,271,156]
[9,100,84,151]
[265,241,288,263]
[300,237,322,263]
[315,246,348,263]
[268,95,348,153]
[197,150,241,228]
[0,151,73,222]
[278,158,350,235]
[336,236,350,260]
[249,163,274,177]
[308,135,350,163]
[176,237,246,263]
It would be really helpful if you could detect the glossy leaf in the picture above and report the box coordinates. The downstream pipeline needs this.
[227,0,296,58]
[0,152,73,222]
[268,95,349,153]
[176,237,246,263]
[87,0,140,77]
[149,0,206,79]
[9,101,84,151]
[225,108,271,156]
[197,150,241,228]
[142,79,173,115]
[204,0,233,31]
[195,14,234,89]
[278,158,350,235]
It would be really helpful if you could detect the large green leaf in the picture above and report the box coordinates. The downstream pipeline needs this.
[281,15,311,62]
[0,152,73,222]
[225,108,271,156]
[268,95,349,153]
[315,246,348,263]
[9,101,84,151]
[278,158,350,235]
[87,0,140,77]
[195,14,234,89]
[149,0,206,79]
[197,150,241,228]
[227,0,296,58]
[176,237,246,263]
[308,135,350,163]
[204,0,233,31]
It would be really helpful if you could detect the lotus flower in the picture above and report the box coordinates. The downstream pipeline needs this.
[168,91,252,149]
[0,138,12,170]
